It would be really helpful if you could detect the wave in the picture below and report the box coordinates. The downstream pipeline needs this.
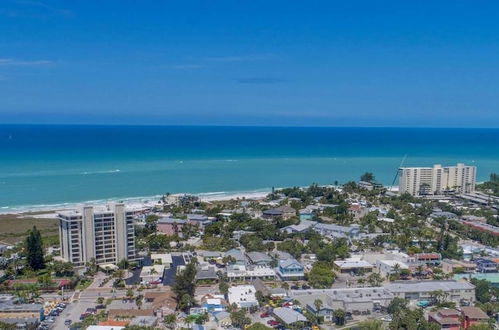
[0,188,273,214]
[80,169,121,175]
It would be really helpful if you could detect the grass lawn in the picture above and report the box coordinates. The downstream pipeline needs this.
[75,278,93,290]
[0,213,58,245]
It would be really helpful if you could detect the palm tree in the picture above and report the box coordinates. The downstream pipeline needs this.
[126,288,134,302]
[333,308,346,326]
[314,299,323,315]
[367,273,383,287]
[135,295,143,309]
[164,314,176,329]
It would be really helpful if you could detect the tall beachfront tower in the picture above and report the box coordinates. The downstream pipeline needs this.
[58,204,137,267]
[398,163,476,196]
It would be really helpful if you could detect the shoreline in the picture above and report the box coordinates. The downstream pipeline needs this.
[0,188,274,216]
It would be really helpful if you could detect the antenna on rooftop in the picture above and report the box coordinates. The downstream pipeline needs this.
[390,154,408,190]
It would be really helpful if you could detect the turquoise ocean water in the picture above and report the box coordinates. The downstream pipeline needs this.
[0,125,498,212]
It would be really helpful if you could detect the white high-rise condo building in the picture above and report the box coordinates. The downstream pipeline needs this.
[58,204,137,267]
[398,163,476,196]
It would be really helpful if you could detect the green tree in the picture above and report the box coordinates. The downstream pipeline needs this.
[314,298,323,313]
[219,281,229,295]
[360,172,375,183]
[308,262,335,288]
[247,323,272,330]
[358,319,383,330]
[135,295,143,309]
[367,272,383,287]
[468,323,494,330]
[230,309,251,329]
[387,297,408,315]
[173,261,197,312]
[163,313,176,329]
[26,226,45,270]
[126,288,134,300]
[37,274,54,289]
[333,308,346,325]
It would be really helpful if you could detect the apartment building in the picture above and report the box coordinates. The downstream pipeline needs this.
[58,204,137,267]
[398,163,476,196]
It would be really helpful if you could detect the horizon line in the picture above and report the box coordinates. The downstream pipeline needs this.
[0,123,498,130]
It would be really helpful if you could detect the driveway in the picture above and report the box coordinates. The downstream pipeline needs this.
[162,255,185,286]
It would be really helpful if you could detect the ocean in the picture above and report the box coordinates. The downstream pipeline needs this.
[0,125,498,212]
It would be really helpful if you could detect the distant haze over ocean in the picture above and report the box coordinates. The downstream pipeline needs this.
[1,125,498,211]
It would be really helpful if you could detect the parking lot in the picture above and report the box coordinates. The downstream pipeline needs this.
[36,302,69,330]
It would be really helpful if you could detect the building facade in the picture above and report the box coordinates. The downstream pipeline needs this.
[58,204,137,267]
[398,163,476,196]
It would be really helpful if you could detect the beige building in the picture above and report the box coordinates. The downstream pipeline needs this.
[58,204,137,267]
[398,163,476,196]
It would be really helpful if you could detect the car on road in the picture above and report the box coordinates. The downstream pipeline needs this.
[381,316,392,322]
[65,319,72,326]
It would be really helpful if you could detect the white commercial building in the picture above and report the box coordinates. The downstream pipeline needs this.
[228,285,259,308]
[58,204,137,267]
[398,163,476,196]
[386,280,475,304]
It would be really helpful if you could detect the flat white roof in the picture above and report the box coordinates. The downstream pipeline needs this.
[228,285,257,305]
[334,260,373,269]
[151,253,173,264]
[378,260,409,269]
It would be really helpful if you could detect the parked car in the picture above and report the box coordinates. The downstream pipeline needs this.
[267,320,280,326]
[64,320,72,325]
[260,312,269,318]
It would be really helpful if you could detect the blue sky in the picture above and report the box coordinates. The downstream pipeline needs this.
[1,1,499,127]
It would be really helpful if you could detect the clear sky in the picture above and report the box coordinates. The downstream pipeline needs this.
[1,0,499,127]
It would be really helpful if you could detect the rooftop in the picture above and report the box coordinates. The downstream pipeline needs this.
[273,307,307,324]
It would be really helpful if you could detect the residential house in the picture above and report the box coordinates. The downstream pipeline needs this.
[157,218,186,236]
[213,311,231,328]
[262,205,296,220]
[196,264,219,283]
[281,220,316,234]
[475,258,498,273]
[461,306,489,329]
[306,299,334,322]
[252,279,287,298]
[187,214,214,228]
[226,264,276,282]
[441,259,477,274]
[273,307,307,326]
[314,223,361,240]
[414,253,441,266]
[349,203,368,220]
[246,252,272,266]
[428,309,461,330]
[276,257,305,280]
[225,249,247,265]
